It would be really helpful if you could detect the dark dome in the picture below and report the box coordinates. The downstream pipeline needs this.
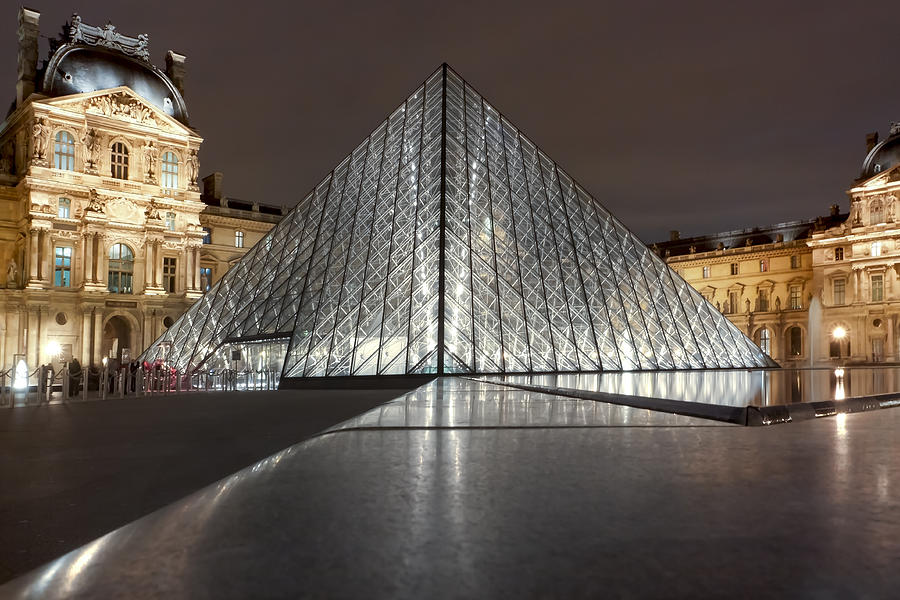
[41,45,189,124]
[860,131,900,180]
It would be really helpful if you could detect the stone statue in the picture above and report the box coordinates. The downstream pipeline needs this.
[145,201,161,221]
[87,189,105,213]
[81,127,100,171]
[888,200,895,223]
[32,117,49,160]
[6,258,17,288]
[142,141,159,181]
[187,149,199,189]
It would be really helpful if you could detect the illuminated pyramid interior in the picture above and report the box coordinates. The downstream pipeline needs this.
[141,64,777,380]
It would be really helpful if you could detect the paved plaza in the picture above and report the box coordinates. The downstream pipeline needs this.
[0,387,415,583]
[1,378,899,598]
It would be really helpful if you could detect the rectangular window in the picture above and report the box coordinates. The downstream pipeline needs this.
[789,285,801,310]
[166,212,176,231]
[163,257,177,293]
[790,255,800,269]
[235,230,244,248]
[872,274,883,301]
[872,242,883,257]
[200,267,212,292]
[54,246,72,287]
[58,198,70,219]
[759,259,768,272]
[729,291,739,314]
[202,227,212,244]
[757,289,769,312]
[833,278,845,305]
[730,263,738,275]
[835,247,844,261]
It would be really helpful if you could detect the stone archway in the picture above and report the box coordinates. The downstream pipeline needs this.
[102,315,132,364]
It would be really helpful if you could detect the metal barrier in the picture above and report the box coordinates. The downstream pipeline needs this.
[1,363,281,407]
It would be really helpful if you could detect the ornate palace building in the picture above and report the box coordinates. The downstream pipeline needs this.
[658,124,900,366]
[0,9,280,370]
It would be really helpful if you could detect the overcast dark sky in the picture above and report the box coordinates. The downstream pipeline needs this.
[4,1,899,242]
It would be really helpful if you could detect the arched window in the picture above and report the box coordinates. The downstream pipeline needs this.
[161,151,178,189]
[756,328,771,354]
[54,131,75,171]
[108,243,134,294]
[110,142,129,179]
[871,201,884,224]
[788,327,802,356]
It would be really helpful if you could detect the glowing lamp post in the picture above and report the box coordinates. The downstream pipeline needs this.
[46,340,62,364]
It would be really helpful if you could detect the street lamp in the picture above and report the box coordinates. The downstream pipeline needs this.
[46,340,62,363]
[832,326,847,340]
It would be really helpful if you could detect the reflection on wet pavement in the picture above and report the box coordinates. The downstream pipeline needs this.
[327,377,731,430]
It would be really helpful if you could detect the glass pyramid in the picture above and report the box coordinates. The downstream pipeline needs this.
[142,65,777,378]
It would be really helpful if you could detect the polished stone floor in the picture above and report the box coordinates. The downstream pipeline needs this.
[2,377,898,598]
[0,387,415,583]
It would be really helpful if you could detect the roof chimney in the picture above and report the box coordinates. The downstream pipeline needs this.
[165,51,187,98]
[16,7,40,107]
[866,132,879,154]
[830,204,840,217]
[669,230,680,241]
[202,172,224,201]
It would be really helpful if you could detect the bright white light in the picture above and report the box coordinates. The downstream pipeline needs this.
[834,367,845,378]
[46,340,61,358]
[101,357,108,367]
[13,359,28,390]
[832,326,847,339]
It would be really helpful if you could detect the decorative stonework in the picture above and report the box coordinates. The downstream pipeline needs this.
[145,200,163,222]
[31,117,50,166]
[80,127,101,174]
[68,13,150,62]
[106,197,142,223]
[187,149,199,191]
[86,93,160,127]
[86,189,106,214]
[142,141,159,184]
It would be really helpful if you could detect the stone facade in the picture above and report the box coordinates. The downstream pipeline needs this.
[0,9,279,370]
[657,129,900,366]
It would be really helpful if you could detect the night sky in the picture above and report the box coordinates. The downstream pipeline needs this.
[4,1,899,243]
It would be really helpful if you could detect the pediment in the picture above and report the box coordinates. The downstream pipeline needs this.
[856,163,900,191]
[39,87,193,135]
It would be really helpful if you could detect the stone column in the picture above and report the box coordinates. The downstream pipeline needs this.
[27,307,40,368]
[41,230,51,283]
[83,232,94,284]
[92,310,103,366]
[155,241,163,288]
[27,229,39,283]
[185,245,193,292]
[96,235,106,287]
[194,247,201,291]
[144,240,153,289]
[887,316,895,361]
[81,310,92,364]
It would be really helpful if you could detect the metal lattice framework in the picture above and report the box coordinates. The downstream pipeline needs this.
[142,65,777,378]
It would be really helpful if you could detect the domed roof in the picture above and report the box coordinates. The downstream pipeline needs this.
[37,15,188,125]
[860,125,900,180]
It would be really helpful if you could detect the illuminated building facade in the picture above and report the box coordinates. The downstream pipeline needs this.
[143,65,775,381]
[0,9,278,370]
[659,122,900,365]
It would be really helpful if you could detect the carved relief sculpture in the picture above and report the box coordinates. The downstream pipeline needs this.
[31,117,50,165]
[86,93,159,127]
[187,149,199,190]
[80,127,101,173]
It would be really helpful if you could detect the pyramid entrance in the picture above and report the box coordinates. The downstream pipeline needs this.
[142,65,776,381]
